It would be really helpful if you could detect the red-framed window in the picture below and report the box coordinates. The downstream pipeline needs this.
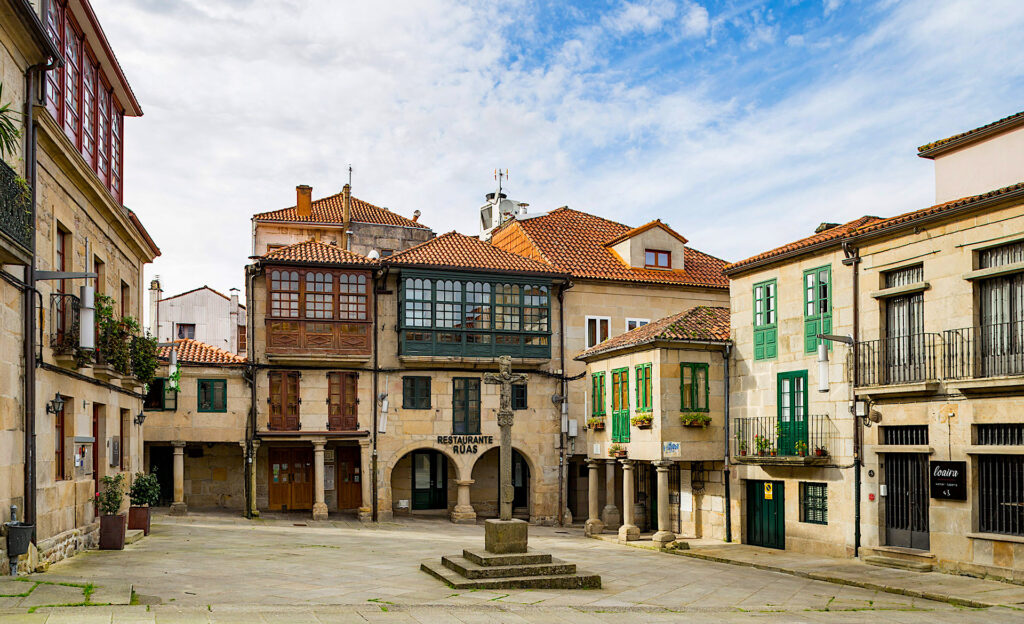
[97,86,110,182]
[54,399,66,481]
[44,1,63,121]
[62,18,81,144]
[110,103,122,199]
[644,249,671,269]
[81,52,97,165]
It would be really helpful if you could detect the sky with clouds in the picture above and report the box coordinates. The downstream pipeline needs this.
[92,0,1024,304]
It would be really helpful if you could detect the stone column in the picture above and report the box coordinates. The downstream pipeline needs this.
[652,460,674,546]
[358,439,372,522]
[169,441,187,516]
[451,479,476,524]
[584,459,605,536]
[249,439,261,517]
[618,459,639,541]
[312,438,328,520]
[601,459,621,529]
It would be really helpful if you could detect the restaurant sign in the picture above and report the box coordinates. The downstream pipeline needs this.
[930,461,967,500]
[437,435,494,454]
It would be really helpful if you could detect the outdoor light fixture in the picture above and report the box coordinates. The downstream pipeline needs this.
[45,393,65,415]
[817,343,830,393]
[79,284,95,350]
[134,411,147,426]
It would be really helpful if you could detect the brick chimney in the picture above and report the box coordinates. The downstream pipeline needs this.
[296,185,313,217]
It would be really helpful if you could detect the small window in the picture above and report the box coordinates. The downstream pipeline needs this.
[197,379,228,412]
[176,323,196,340]
[144,378,177,411]
[800,482,828,524]
[681,363,709,411]
[591,372,606,416]
[120,280,130,317]
[585,316,610,349]
[635,363,652,411]
[626,318,649,332]
[645,249,671,269]
[237,324,247,353]
[753,278,778,360]
[402,376,431,409]
[453,378,481,435]
[266,243,285,252]
[381,249,395,258]
[54,398,66,481]
[512,383,527,410]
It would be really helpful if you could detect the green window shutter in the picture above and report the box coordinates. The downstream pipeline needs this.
[803,266,832,353]
[753,279,778,360]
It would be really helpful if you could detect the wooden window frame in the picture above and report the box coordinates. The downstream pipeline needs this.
[237,324,246,352]
[120,280,130,318]
[626,318,649,332]
[635,363,652,411]
[452,377,481,435]
[591,372,606,417]
[268,371,300,430]
[54,398,66,481]
[803,265,832,353]
[143,378,177,411]
[611,367,630,443]
[753,278,778,360]
[512,383,527,411]
[585,315,610,349]
[327,371,358,431]
[267,268,370,322]
[680,362,709,412]
[175,323,195,340]
[800,481,828,525]
[402,376,431,410]
[197,379,228,413]
[644,249,671,269]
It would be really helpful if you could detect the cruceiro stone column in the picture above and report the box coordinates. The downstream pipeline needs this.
[358,439,372,522]
[652,460,675,546]
[585,459,606,536]
[451,479,477,524]
[618,459,639,541]
[312,438,328,520]
[170,441,187,516]
[601,459,621,529]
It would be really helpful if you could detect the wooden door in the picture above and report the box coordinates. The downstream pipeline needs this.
[269,372,300,431]
[747,480,784,549]
[328,372,358,431]
[777,371,808,456]
[335,447,362,509]
[268,448,313,510]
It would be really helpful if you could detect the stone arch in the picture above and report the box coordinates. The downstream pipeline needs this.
[469,446,537,521]
[385,443,463,518]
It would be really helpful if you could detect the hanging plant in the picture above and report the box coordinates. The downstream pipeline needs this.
[130,333,158,384]
[167,361,182,393]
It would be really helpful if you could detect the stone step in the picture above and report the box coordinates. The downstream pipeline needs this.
[462,549,552,567]
[442,555,576,579]
[865,546,936,563]
[421,560,601,590]
[863,555,933,572]
[125,529,145,545]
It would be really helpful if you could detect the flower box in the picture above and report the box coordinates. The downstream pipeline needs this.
[587,418,606,431]
[680,413,711,428]
[631,413,653,429]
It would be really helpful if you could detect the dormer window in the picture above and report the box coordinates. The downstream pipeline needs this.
[645,249,671,269]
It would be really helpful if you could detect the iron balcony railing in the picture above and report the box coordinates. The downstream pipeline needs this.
[945,321,1024,380]
[0,159,33,251]
[856,333,941,387]
[732,414,838,460]
[50,293,80,355]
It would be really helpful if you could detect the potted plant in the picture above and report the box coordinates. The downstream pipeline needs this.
[736,437,748,456]
[608,443,627,459]
[128,471,160,535]
[631,411,653,429]
[680,412,712,428]
[754,434,771,456]
[97,473,127,550]
[794,440,808,457]
[587,417,606,431]
[815,445,829,457]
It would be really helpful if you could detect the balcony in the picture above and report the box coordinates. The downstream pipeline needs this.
[944,321,1024,391]
[50,293,81,362]
[855,333,941,395]
[0,159,33,264]
[732,414,839,466]
[265,319,371,360]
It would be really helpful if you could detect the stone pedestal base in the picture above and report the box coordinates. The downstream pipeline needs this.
[357,507,373,523]
[618,523,640,542]
[450,505,477,524]
[652,530,675,546]
[601,505,620,529]
[584,518,605,537]
[484,518,528,554]
[169,502,187,516]
[312,503,329,521]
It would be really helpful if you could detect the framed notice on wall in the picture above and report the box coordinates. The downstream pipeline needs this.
[325,465,335,491]
[930,461,966,500]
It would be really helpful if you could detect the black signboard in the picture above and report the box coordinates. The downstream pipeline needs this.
[930,461,967,500]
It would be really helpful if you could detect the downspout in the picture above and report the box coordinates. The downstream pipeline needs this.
[722,342,732,543]
[843,241,862,557]
[244,264,257,518]
[371,267,384,522]
[557,282,567,526]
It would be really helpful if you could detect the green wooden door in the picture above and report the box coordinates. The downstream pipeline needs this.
[746,480,785,549]
[611,368,630,443]
[777,370,808,455]
[411,450,447,510]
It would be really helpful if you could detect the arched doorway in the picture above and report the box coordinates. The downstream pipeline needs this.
[471,448,531,519]
[389,449,457,515]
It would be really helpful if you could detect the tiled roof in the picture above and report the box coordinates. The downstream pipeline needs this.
[384,232,566,276]
[160,285,244,308]
[918,110,1024,157]
[157,339,246,365]
[850,182,1024,238]
[253,191,429,229]
[260,240,375,265]
[604,219,688,247]
[576,306,730,360]
[723,216,882,275]
[491,208,729,288]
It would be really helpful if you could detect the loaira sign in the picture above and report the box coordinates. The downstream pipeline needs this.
[929,460,967,500]
[436,435,494,454]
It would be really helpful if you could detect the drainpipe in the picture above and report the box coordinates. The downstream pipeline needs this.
[371,267,384,522]
[843,241,862,557]
[556,281,570,526]
[722,342,732,543]
[243,265,257,518]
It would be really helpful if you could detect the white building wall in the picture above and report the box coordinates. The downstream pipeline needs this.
[154,288,245,354]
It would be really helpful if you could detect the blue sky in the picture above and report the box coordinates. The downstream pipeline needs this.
[93,0,1024,303]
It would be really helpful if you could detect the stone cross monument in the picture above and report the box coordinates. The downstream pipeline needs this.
[483,355,528,522]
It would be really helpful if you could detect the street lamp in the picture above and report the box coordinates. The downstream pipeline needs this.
[45,393,64,415]
[816,333,876,426]
[134,411,147,426]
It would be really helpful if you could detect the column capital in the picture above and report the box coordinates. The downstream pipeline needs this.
[586,458,603,468]
[358,438,371,448]
[619,459,634,469]
[311,437,328,449]
[172,440,186,449]
[238,440,247,449]
[251,439,261,450]
[654,460,674,470]
[456,479,475,487]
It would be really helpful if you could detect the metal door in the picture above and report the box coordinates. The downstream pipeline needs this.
[411,450,447,510]
[746,480,785,550]
[884,453,930,550]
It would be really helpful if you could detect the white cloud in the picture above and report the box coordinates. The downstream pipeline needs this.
[824,0,843,16]
[606,0,677,36]
[681,2,710,39]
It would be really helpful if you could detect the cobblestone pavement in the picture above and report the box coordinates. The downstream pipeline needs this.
[2,511,1021,622]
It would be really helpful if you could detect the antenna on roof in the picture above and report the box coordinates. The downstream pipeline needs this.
[494,168,507,197]
[348,164,353,186]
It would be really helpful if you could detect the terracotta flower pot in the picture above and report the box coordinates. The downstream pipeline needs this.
[591,422,605,431]
[614,451,628,459]
[99,514,127,550]
[739,449,747,456]
[128,506,151,535]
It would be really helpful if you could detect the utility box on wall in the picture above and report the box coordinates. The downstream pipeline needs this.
[109,436,121,467]
[74,437,95,477]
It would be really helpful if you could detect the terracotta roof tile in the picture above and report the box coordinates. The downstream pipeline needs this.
[384,232,566,276]
[918,110,1024,156]
[723,216,882,274]
[850,182,1024,237]
[260,240,375,265]
[576,306,730,360]
[491,208,729,288]
[157,339,246,365]
[253,191,429,229]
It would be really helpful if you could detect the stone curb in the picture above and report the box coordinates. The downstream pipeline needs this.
[587,535,996,609]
